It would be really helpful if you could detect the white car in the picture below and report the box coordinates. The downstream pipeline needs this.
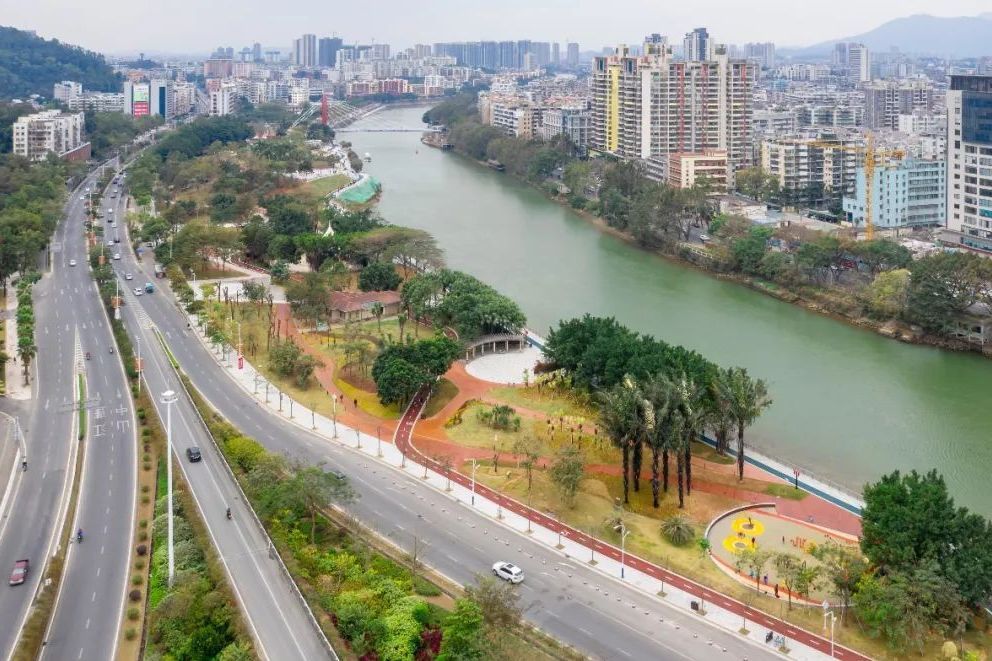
[113,253,121,260]
[133,288,143,296]
[107,208,113,214]
[492,561,524,584]
[68,259,77,267]
[124,273,133,281]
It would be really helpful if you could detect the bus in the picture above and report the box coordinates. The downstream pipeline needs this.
[153,263,165,279]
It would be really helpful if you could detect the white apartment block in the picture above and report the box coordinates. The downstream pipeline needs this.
[539,106,591,147]
[864,80,933,130]
[12,110,86,161]
[67,92,125,113]
[209,84,234,116]
[590,43,756,172]
[53,80,82,102]
[945,75,992,254]
[843,158,946,229]
[667,151,729,191]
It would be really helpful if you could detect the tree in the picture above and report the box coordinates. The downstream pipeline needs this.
[660,513,695,546]
[706,367,736,455]
[273,463,354,543]
[438,599,485,661]
[735,547,772,593]
[730,227,773,275]
[512,435,541,493]
[865,269,910,319]
[358,261,402,292]
[905,252,989,332]
[295,233,339,271]
[716,367,772,481]
[773,553,816,610]
[810,541,868,623]
[853,240,912,275]
[370,302,384,333]
[464,575,521,630]
[734,167,779,201]
[371,354,427,406]
[549,444,584,507]
[285,271,329,330]
[597,377,645,504]
[853,563,968,656]
[861,469,992,606]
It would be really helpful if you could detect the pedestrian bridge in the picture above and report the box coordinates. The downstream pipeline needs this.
[335,126,444,133]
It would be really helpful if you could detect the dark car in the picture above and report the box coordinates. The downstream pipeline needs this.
[186,447,202,462]
[9,559,29,586]
[329,469,346,481]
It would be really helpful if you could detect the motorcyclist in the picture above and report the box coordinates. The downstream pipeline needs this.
[76,528,83,542]
[109,346,114,354]
[86,351,91,360]
[225,507,232,520]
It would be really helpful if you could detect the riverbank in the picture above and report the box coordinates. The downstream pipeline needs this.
[424,137,990,358]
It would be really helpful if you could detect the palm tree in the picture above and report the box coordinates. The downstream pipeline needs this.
[597,376,645,505]
[666,373,706,508]
[371,302,384,334]
[717,367,773,481]
[642,375,673,508]
[707,367,736,455]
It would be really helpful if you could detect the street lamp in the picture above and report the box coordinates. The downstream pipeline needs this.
[470,458,477,506]
[376,425,382,457]
[331,397,338,438]
[160,390,178,586]
[620,525,631,579]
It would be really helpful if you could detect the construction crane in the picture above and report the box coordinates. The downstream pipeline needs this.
[809,133,904,240]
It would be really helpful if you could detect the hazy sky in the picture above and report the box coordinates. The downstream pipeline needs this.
[5,0,991,55]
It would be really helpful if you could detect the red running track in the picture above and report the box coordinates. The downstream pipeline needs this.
[393,384,870,661]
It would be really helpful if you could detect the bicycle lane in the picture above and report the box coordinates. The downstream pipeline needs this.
[393,384,870,661]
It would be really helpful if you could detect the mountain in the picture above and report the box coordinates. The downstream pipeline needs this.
[786,14,992,58]
[0,26,120,99]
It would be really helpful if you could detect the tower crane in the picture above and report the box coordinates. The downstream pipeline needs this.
[809,133,904,240]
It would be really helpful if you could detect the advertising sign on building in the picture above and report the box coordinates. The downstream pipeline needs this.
[132,84,150,116]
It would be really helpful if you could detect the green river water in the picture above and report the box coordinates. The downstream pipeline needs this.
[348,105,992,516]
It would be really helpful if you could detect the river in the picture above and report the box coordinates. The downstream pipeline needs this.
[346,104,992,516]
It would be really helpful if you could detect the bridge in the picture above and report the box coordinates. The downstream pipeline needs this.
[335,126,444,133]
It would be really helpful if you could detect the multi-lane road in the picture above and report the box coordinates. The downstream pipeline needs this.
[114,206,781,659]
[40,172,138,661]
[0,163,136,661]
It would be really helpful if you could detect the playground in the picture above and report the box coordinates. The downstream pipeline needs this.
[706,504,859,606]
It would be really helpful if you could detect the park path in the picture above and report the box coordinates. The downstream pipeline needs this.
[268,304,862,537]
[394,385,871,661]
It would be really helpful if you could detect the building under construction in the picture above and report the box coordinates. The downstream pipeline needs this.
[590,42,757,177]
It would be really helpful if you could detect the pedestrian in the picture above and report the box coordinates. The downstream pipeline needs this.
[774,584,779,598]
[353,398,358,409]
[748,516,752,526]
[751,536,756,547]
[782,535,785,544]
[763,574,768,585]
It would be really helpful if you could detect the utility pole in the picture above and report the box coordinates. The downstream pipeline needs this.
[160,390,178,585]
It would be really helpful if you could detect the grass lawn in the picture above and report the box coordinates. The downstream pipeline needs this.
[296,174,351,200]
[466,461,988,659]
[423,378,458,418]
[444,401,617,465]
[764,483,809,500]
[488,385,595,419]
[691,440,735,465]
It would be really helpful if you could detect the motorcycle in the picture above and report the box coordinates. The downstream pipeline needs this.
[85,352,91,361]
[109,347,114,354]
[225,507,232,520]
[76,529,84,543]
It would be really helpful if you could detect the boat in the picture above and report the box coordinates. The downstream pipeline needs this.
[486,159,505,172]
[364,152,372,162]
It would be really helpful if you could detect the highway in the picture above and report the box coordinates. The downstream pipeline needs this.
[114,220,781,659]
[40,173,138,661]
[115,218,332,657]
[0,165,114,659]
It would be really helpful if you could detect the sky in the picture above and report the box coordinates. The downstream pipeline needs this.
[4,0,991,55]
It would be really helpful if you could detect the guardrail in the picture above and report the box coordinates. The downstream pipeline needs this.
[156,329,338,661]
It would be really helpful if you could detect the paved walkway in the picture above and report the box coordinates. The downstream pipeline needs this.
[3,285,30,400]
[187,310,861,661]
[394,385,869,661]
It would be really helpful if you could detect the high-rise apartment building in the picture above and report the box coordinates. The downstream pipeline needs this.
[760,136,861,207]
[743,42,775,69]
[123,81,151,116]
[682,28,712,61]
[847,44,870,83]
[552,43,560,67]
[945,75,992,253]
[864,80,933,130]
[149,79,175,118]
[318,37,343,67]
[414,44,432,59]
[12,110,87,161]
[209,84,235,116]
[843,157,945,229]
[294,34,317,67]
[590,44,756,172]
[252,42,262,62]
[540,105,591,148]
[53,81,82,102]
[566,42,579,68]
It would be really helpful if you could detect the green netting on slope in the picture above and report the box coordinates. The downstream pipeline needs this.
[337,176,381,204]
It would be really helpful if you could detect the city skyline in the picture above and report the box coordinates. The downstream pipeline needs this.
[5,0,991,54]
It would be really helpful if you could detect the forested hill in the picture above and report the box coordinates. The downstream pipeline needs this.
[0,26,120,99]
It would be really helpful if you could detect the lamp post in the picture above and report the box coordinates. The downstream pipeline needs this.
[376,425,382,457]
[620,525,631,579]
[355,428,361,449]
[470,458,477,506]
[331,397,338,438]
[160,390,178,586]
